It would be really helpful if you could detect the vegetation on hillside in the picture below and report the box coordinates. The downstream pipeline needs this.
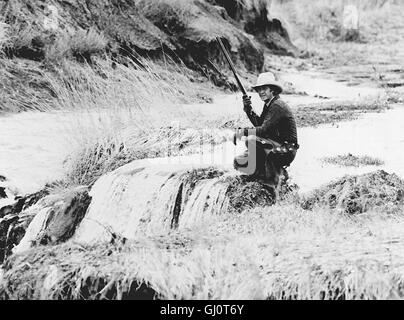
[0,0,299,113]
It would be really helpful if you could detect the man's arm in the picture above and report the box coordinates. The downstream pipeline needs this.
[255,104,283,138]
[246,110,261,127]
[243,95,260,127]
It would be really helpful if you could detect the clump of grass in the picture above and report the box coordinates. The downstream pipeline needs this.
[225,176,276,212]
[0,58,56,112]
[2,23,46,60]
[45,28,108,65]
[301,170,404,214]
[321,153,384,167]
[136,0,197,35]
[68,29,108,60]
[294,98,389,127]
[64,127,228,186]
[386,90,404,104]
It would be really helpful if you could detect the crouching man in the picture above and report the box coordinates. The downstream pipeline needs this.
[233,72,299,196]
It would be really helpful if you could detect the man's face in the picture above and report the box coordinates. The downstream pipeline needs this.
[254,86,273,102]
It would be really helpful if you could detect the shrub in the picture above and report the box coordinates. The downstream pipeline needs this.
[135,0,197,35]
[45,28,108,64]
[3,23,45,60]
[68,28,108,62]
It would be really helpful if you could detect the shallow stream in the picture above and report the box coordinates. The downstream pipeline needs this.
[0,73,403,196]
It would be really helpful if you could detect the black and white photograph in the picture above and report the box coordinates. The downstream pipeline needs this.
[0,0,404,303]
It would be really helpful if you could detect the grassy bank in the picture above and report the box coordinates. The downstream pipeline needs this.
[2,170,404,299]
[2,203,404,299]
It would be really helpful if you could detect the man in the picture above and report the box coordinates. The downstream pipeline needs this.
[233,72,299,192]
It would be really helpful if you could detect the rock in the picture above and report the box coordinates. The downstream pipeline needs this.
[0,214,19,262]
[72,165,228,244]
[0,188,7,200]
[13,186,91,254]
[209,0,298,56]
[0,189,49,219]
[72,162,278,245]
[0,184,50,262]
[0,178,19,218]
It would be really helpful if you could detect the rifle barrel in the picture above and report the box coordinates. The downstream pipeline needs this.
[216,37,247,96]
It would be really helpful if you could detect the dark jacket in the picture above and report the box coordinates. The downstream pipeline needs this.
[246,95,298,145]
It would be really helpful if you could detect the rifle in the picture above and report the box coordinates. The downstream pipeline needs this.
[216,37,247,97]
[255,136,299,154]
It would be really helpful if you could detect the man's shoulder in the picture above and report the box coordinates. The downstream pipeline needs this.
[272,98,292,113]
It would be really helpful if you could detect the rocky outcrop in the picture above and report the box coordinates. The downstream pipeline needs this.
[0,177,49,262]
[12,186,91,255]
[0,176,91,262]
[208,0,298,56]
[70,162,279,245]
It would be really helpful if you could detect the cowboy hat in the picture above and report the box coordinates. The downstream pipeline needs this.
[252,72,283,94]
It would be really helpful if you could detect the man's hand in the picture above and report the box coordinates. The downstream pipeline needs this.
[242,95,252,113]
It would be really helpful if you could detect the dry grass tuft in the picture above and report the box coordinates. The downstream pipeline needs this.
[0,58,56,112]
[321,153,384,167]
[225,176,277,212]
[45,28,108,65]
[301,170,404,214]
[294,98,389,127]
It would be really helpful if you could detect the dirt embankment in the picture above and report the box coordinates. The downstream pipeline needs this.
[0,0,298,112]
